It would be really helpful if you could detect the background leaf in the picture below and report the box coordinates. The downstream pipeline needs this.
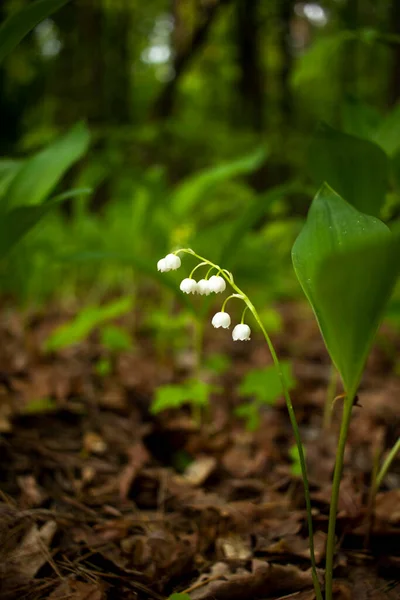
[171,147,267,217]
[308,124,388,217]
[0,0,70,64]
[45,297,133,351]
[373,102,400,157]
[2,122,90,211]
[0,188,91,257]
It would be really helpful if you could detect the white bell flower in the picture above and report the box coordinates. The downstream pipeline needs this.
[208,275,226,293]
[197,279,211,295]
[211,312,231,329]
[180,278,198,294]
[232,323,251,341]
[157,258,168,272]
[164,253,181,270]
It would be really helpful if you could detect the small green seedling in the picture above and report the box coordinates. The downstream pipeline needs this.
[95,324,132,377]
[203,352,231,376]
[44,297,132,352]
[95,357,112,377]
[151,380,213,415]
[23,397,58,414]
[145,308,192,359]
[168,594,191,600]
[235,361,296,431]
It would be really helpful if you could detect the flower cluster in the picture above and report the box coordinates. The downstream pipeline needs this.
[157,251,251,341]
[180,274,226,295]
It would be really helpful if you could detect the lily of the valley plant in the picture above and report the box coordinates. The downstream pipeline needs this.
[157,247,323,598]
[157,183,400,600]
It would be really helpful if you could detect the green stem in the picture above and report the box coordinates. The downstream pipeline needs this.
[323,364,338,431]
[240,305,249,324]
[221,293,243,312]
[249,301,323,600]
[375,436,400,490]
[364,443,381,550]
[189,261,208,279]
[324,395,354,600]
[177,248,322,599]
[192,317,204,425]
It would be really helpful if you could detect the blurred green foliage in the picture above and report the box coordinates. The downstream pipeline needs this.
[151,380,213,414]
[235,360,296,431]
[0,0,400,323]
[44,296,132,351]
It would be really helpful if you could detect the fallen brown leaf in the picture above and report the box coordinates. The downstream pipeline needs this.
[189,560,321,600]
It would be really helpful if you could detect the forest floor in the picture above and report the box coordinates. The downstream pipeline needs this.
[0,302,399,600]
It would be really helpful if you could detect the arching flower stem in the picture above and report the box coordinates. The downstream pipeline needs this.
[241,305,249,324]
[221,293,244,312]
[189,261,209,279]
[175,248,323,600]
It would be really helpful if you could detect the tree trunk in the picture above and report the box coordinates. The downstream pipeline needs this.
[389,0,400,106]
[236,0,264,131]
[152,0,232,119]
[279,0,294,124]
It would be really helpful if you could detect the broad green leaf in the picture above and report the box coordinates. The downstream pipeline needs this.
[292,184,400,394]
[0,0,70,64]
[45,297,133,351]
[168,594,191,600]
[171,147,267,217]
[309,124,388,217]
[2,122,90,211]
[0,188,91,257]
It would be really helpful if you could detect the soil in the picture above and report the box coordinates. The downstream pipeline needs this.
[0,302,399,600]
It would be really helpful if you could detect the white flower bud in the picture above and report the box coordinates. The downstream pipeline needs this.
[197,279,211,295]
[164,253,181,270]
[232,323,251,341]
[211,312,231,329]
[157,258,169,272]
[208,275,226,293]
[180,278,198,294]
